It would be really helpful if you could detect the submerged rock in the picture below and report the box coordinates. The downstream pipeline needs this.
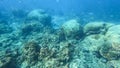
[83,22,114,35]
[99,25,120,60]
[61,19,83,40]
[26,9,52,26]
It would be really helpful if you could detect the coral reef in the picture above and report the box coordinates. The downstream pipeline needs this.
[1,9,120,68]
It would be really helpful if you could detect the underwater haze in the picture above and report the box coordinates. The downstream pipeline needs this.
[0,0,120,68]
[0,0,120,22]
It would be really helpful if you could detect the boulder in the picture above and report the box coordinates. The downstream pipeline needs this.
[99,25,120,60]
[84,22,114,35]
[61,19,83,40]
[26,9,51,26]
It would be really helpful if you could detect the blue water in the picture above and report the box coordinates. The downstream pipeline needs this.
[0,0,120,22]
